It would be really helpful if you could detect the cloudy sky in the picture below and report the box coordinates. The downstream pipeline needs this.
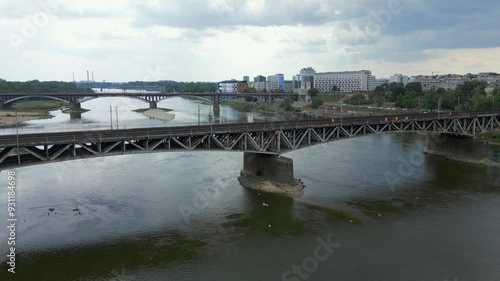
[1,0,499,82]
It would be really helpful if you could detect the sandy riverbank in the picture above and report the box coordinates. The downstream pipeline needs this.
[141,109,176,121]
[0,111,53,127]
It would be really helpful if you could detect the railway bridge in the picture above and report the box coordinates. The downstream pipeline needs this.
[0,111,498,191]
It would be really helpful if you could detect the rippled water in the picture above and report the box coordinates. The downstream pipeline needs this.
[0,98,499,281]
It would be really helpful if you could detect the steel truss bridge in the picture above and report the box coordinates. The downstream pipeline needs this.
[0,111,498,169]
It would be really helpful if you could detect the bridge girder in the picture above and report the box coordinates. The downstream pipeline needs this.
[0,114,498,169]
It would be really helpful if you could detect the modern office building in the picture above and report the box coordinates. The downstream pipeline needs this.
[293,67,316,95]
[254,75,267,82]
[268,74,285,91]
[243,76,250,83]
[314,70,372,93]
[284,80,294,93]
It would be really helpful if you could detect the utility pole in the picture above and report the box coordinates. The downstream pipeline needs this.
[109,105,113,130]
[209,106,213,135]
[438,97,442,119]
[115,106,119,129]
[15,111,20,165]
[340,103,343,126]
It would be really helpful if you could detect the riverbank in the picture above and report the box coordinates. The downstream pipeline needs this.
[0,100,64,127]
[0,111,54,127]
[134,108,175,121]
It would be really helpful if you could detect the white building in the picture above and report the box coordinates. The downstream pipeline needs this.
[389,74,409,85]
[369,78,389,91]
[314,70,372,93]
[249,81,269,92]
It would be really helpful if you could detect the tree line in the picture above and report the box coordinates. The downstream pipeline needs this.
[346,81,500,111]
[0,80,87,93]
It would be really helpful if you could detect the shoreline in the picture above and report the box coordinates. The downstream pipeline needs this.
[0,111,54,127]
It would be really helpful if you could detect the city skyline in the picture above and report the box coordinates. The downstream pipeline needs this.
[1,0,499,82]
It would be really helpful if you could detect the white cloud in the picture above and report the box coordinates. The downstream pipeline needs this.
[0,0,498,82]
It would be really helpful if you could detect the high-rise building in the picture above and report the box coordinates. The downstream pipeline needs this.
[254,75,266,82]
[284,81,294,93]
[300,67,316,76]
[293,67,316,96]
[314,70,372,93]
[268,74,285,91]
[243,76,250,83]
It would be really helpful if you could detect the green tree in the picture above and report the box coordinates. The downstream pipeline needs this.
[311,97,324,109]
[389,82,405,102]
[280,97,294,111]
[404,82,423,95]
[348,93,366,105]
[308,88,319,98]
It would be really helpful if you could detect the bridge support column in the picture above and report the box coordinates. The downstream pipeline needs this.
[69,102,82,110]
[238,152,304,198]
[0,101,4,109]
[213,95,220,117]
[424,134,489,164]
[149,101,158,109]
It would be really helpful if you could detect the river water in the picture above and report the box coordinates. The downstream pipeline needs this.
[1,97,500,281]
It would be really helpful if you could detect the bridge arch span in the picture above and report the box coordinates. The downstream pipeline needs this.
[3,95,70,105]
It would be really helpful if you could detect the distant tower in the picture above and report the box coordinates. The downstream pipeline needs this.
[87,71,89,82]
[72,72,75,82]
[92,71,95,82]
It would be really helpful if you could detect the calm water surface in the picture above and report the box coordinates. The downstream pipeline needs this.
[0,98,499,281]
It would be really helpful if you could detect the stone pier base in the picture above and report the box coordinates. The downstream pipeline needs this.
[424,133,489,164]
[149,101,158,109]
[238,152,304,198]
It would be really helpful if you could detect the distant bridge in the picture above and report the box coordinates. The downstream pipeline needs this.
[0,111,498,169]
[0,92,299,113]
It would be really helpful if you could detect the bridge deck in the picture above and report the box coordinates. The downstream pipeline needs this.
[0,111,498,169]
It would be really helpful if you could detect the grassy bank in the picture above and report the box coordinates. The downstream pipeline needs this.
[2,99,67,117]
[480,131,500,145]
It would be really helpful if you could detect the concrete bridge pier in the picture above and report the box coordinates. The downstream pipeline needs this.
[238,152,304,198]
[69,101,82,110]
[0,101,4,109]
[424,134,489,164]
[149,101,158,109]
